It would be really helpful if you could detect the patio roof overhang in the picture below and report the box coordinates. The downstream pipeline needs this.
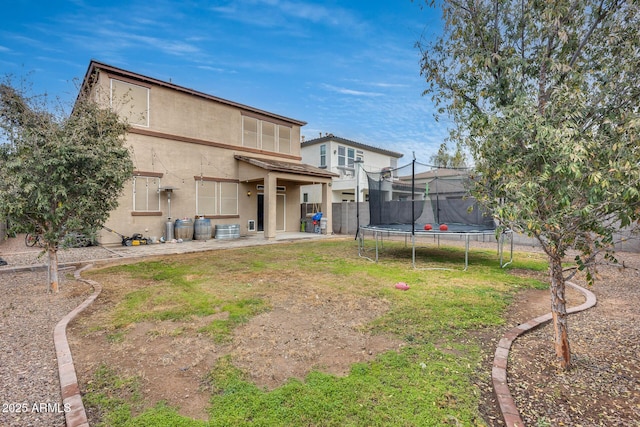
[235,155,338,184]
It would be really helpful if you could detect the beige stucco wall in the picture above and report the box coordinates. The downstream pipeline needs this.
[151,86,242,146]
[93,67,310,245]
[102,72,302,158]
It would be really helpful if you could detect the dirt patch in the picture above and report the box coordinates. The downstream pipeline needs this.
[232,289,401,390]
[503,279,585,325]
[69,314,224,420]
[68,278,402,422]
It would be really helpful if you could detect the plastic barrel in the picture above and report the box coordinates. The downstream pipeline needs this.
[194,218,212,240]
[174,218,194,241]
[215,224,240,239]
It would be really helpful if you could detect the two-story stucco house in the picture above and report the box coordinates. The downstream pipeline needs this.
[300,134,403,204]
[80,60,337,245]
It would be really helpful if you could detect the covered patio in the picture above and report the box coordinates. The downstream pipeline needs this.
[235,155,338,239]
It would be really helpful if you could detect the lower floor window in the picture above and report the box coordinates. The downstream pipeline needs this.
[133,176,161,212]
[196,179,238,216]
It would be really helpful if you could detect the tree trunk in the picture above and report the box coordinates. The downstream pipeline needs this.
[549,254,571,369]
[48,246,59,293]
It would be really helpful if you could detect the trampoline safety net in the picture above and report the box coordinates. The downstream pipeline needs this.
[364,161,495,231]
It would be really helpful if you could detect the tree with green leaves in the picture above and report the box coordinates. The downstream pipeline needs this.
[419,0,640,369]
[0,80,133,292]
[429,142,468,168]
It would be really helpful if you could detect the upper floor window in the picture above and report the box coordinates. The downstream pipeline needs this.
[243,117,259,148]
[278,125,291,154]
[262,122,276,152]
[133,175,160,212]
[242,116,292,154]
[110,79,149,127]
[337,145,355,167]
[320,144,326,167]
[347,148,355,167]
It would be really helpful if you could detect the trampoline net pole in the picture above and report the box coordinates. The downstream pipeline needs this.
[411,158,415,236]
[465,234,470,271]
[412,233,416,269]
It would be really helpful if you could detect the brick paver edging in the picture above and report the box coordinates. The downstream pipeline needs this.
[492,281,597,427]
[54,264,102,427]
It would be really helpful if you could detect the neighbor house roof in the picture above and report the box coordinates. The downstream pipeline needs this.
[80,60,307,127]
[301,134,403,159]
[235,155,339,179]
[405,168,470,181]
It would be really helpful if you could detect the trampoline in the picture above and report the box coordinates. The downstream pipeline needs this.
[356,161,513,270]
[358,223,513,270]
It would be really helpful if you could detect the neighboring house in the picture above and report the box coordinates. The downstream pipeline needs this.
[80,60,337,245]
[300,134,403,204]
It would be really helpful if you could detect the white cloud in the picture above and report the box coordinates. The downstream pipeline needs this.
[321,83,383,97]
[79,27,202,58]
[4,33,49,50]
[196,65,237,74]
[275,1,358,27]
[370,82,410,89]
[210,0,364,32]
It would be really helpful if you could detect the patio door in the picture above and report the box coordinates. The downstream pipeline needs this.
[257,194,286,232]
[257,194,264,231]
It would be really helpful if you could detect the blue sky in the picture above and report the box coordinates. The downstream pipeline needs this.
[1,0,447,163]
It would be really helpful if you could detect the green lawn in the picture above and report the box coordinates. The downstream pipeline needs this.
[82,239,548,427]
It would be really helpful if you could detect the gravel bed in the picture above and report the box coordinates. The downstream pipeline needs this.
[0,245,121,271]
[507,253,640,426]
[0,270,92,427]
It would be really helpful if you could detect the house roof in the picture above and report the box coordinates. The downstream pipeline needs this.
[301,134,403,159]
[397,168,470,195]
[80,60,307,127]
[399,168,470,181]
[235,155,339,179]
